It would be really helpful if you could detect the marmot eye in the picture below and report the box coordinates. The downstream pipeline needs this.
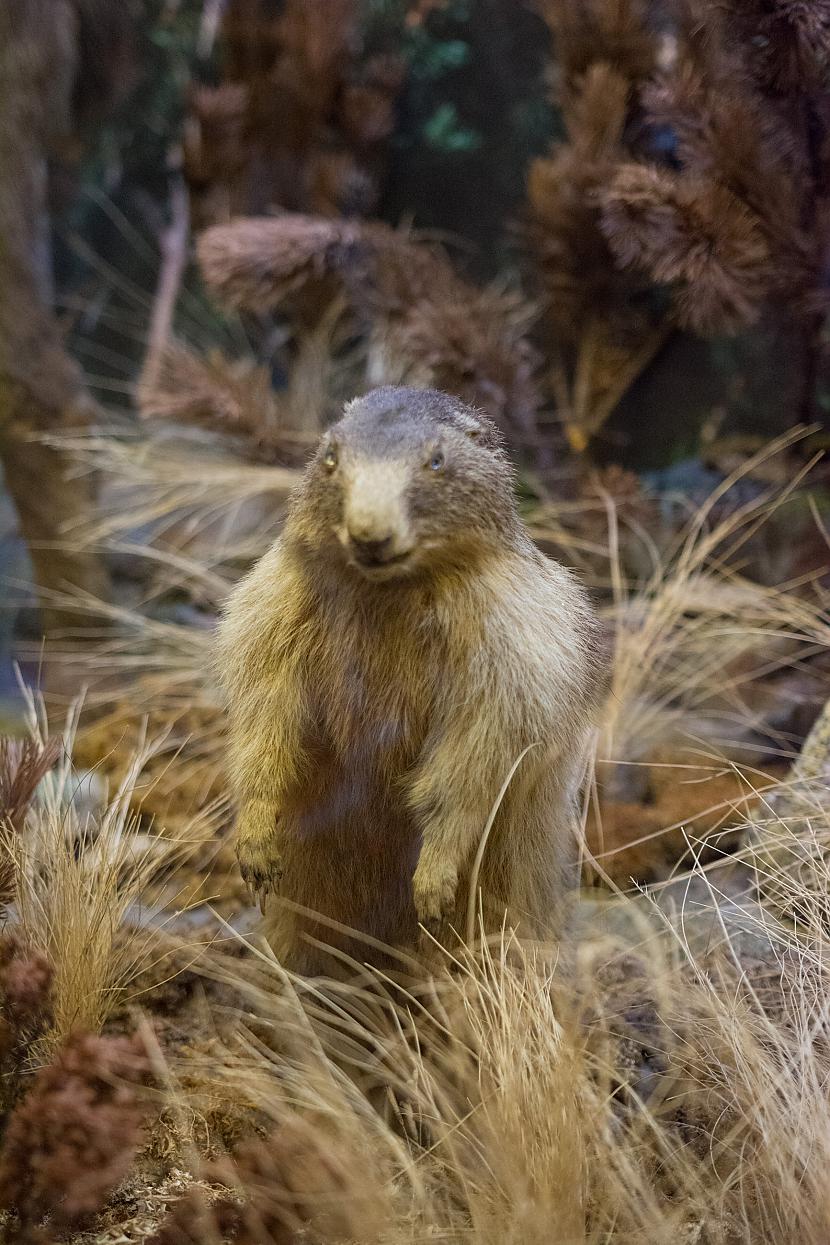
[428,450,445,472]
[323,444,338,473]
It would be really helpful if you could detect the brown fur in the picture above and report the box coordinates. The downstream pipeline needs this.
[216,387,604,974]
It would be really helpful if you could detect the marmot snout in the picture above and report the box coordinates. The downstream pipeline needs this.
[217,386,605,976]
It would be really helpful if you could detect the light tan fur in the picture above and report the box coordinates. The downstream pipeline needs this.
[216,387,604,975]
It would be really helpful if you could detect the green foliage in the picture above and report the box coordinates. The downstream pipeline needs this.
[422,101,481,152]
[408,34,470,80]
[363,0,483,154]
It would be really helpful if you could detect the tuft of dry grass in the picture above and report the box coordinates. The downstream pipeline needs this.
[592,433,830,779]
[43,428,297,570]
[143,851,830,1245]
[5,687,211,1048]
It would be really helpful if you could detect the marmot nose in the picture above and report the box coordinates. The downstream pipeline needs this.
[349,532,395,566]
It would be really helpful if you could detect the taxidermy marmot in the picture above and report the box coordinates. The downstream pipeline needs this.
[217,386,604,975]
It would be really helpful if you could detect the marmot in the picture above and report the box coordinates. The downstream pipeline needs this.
[217,386,604,975]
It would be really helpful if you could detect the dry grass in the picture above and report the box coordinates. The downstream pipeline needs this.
[2,702,828,1245]
[594,433,829,776]
[1,738,828,1243]
[143,857,830,1244]
[5,686,211,1048]
[44,428,296,572]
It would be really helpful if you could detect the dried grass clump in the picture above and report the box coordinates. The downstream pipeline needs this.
[73,687,226,821]
[6,690,208,1045]
[53,428,297,575]
[149,939,619,1243]
[527,461,665,585]
[144,879,830,1245]
[592,438,830,777]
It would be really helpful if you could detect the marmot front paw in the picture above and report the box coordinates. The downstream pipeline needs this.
[235,825,283,910]
[413,859,458,936]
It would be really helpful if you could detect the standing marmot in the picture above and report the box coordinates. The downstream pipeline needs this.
[217,386,604,975]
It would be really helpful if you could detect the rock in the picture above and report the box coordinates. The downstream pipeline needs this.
[35,765,108,827]
[743,691,830,920]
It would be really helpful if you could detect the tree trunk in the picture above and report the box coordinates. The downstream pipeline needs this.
[0,0,109,634]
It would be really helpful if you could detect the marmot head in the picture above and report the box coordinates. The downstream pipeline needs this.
[290,386,520,582]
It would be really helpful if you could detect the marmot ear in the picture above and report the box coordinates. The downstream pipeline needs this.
[463,419,503,452]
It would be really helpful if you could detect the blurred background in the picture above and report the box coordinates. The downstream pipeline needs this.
[3,0,830,754]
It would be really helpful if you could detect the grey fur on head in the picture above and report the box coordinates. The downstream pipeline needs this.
[342,386,506,454]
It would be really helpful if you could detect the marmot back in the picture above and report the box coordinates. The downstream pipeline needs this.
[217,386,605,977]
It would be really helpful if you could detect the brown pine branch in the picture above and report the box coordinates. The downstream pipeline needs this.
[196,214,541,442]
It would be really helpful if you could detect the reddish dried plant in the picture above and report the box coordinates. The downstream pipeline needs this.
[599,166,771,334]
[0,1030,153,1238]
[0,935,54,1110]
[0,735,61,903]
[0,736,61,837]
[528,3,666,451]
[137,342,294,463]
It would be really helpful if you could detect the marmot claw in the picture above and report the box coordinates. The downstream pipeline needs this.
[236,841,283,910]
[413,860,458,935]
